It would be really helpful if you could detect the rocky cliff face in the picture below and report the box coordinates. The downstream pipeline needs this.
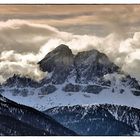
[74,49,119,83]
[38,44,119,84]
[38,44,74,84]
[37,44,140,95]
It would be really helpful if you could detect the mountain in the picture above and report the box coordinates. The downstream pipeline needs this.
[1,44,140,136]
[38,44,74,84]
[38,44,119,84]
[0,94,77,136]
[45,104,140,136]
[0,44,140,111]
[38,44,140,94]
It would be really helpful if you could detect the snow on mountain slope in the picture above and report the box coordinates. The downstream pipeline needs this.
[1,81,140,111]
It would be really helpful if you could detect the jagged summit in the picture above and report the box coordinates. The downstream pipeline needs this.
[38,44,74,84]
[76,49,114,66]
[38,44,74,72]
[38,44,119,84]
[52,44,72,55]
[74,49,119,83]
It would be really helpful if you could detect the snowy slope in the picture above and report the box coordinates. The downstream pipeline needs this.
[1,81,140,111]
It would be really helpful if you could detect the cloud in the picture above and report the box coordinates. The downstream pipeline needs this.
[0,50,47,83]
[119,33,140,80]
[2,5,140,36]
[0,19,140,83]
[39,32,140,82]
[0,20,72,83]
[0,19,71,53]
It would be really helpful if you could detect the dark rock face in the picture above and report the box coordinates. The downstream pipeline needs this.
[74,50,119,83]
[45,105,138,136]
[9,88,32,97]
[121,75,140,90]
[20,89,28,97]
[63,83,81,92]
[120,89,125,94]
[11,88,20,96]
[0,94,77,136]
[132,91,140,96]
[38,45,119,84]
[4,74,41,88]
[39,44,74,72]
[83,85,104,94]
[40,85,57,95]
[38,44,74,84]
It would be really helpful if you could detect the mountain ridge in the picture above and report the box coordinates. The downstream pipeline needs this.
[45,104,140,135]
[0,44,140,111]
[0,94,77,136]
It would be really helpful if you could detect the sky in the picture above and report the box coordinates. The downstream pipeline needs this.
[0,5,140,83]
[1,5,140,36]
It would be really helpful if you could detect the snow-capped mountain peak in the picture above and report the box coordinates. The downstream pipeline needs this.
[0,44,140,112]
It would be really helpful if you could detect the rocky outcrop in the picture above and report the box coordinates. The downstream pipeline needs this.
[121,75,140,90]
[38,44,74,84]
[39,85,57,95]
[74,49,119,83]
[82,85,104,94]
[62,83,81,92]
[3,74,41,88]
[38,44,119,84]
[132,91,140,96]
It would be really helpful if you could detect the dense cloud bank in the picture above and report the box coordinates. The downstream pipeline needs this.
[0,20,140,83]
